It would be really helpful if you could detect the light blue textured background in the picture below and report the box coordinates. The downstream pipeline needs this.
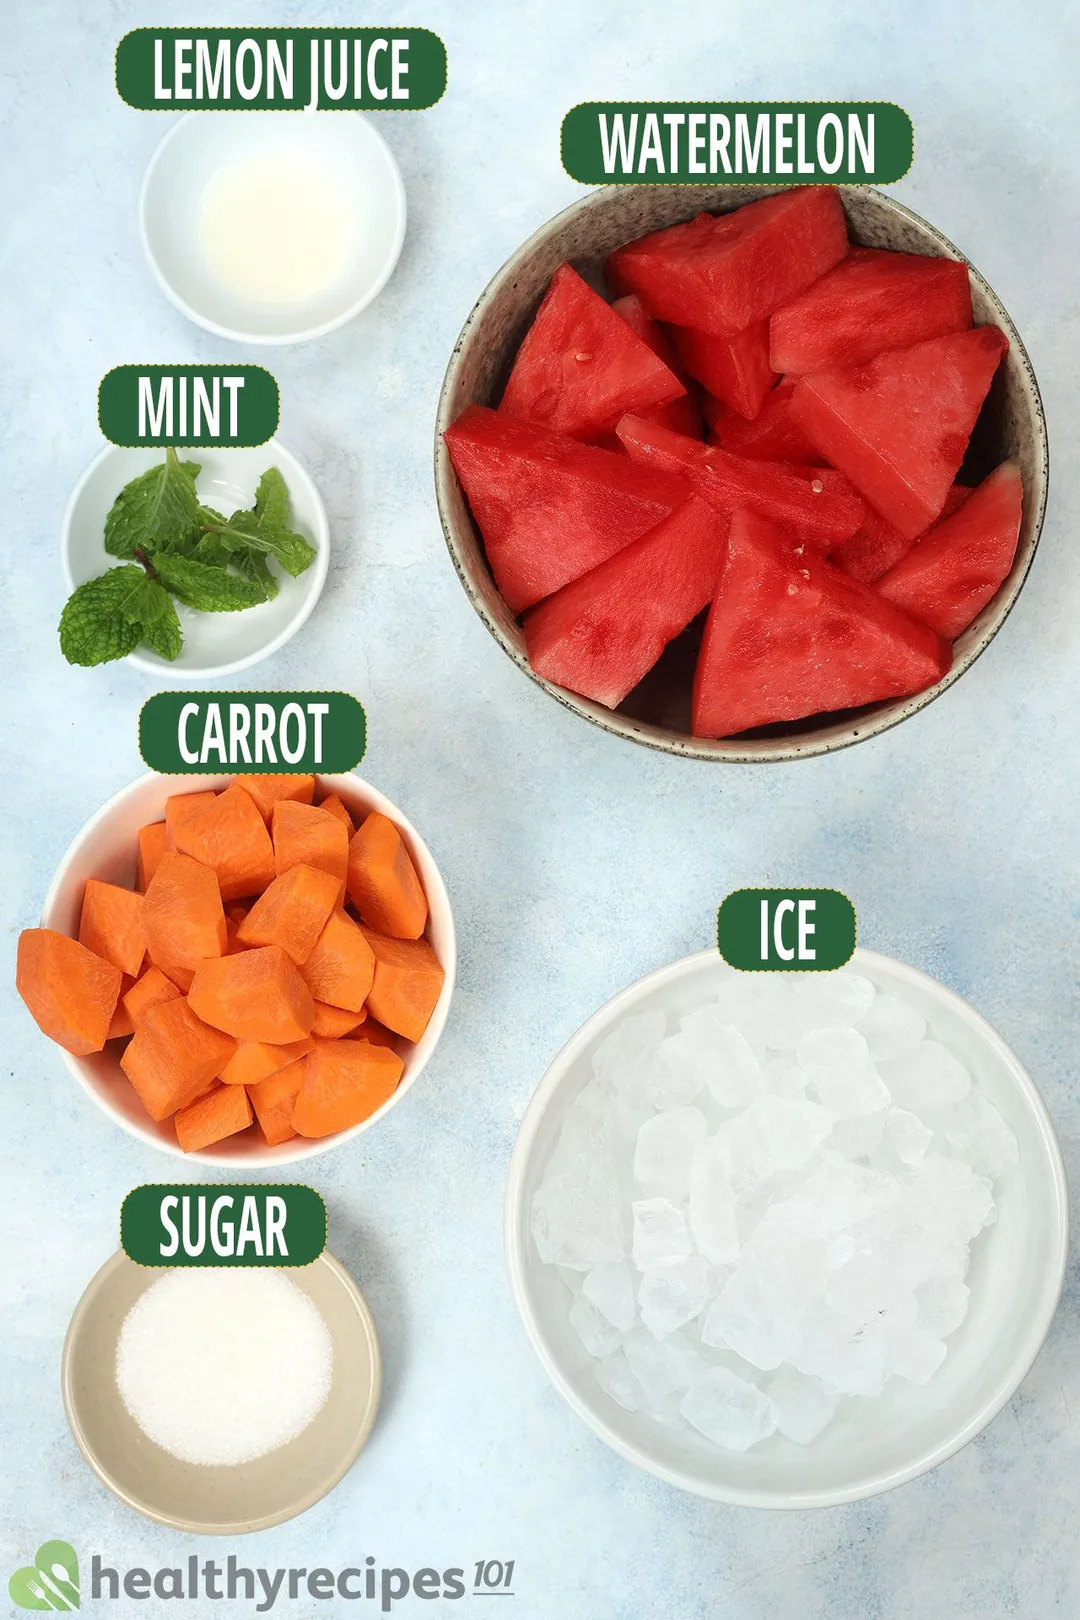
[1,1,1077,1615]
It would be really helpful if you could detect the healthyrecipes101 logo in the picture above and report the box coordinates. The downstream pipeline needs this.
[9,1540,80,1610]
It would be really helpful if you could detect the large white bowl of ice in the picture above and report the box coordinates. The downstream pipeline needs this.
[505,949,1067,1508]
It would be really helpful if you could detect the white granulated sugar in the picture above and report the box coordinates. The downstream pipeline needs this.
[533,970,1017,1453]
[115,1269,333,1467]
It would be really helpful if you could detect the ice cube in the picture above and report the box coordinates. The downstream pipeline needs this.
[697,1020,766,1109]
[638,1255,710,1339]
[888,1324,947,1385]
[827,1110,887,1160]
[714,1095,833,1193]
[944,1094,1020,1179]
[568,1293,625,1358]
[764,1366,838,1444]
[857,993,926,1061]
[680,1366,779,1451]
[594,1350,644,1411]
[793,972,876,1029]
[793,1324,888,1398]
[688,1139,740,1264]
[700,1282,797,1371]
[796,1028,891,1118]
[531,1154,627,1271]
[647,1037,708,1109]
[582,1261,637,1332]
[631,1198,691,1272]
[882,1040,972,1111]
[906,1153,995,1244]
[764,1052,809,1098]
[656,1329,711,1391]
[623,1330,683,1406]
[633,1107,707,1199]
[592,1010,666,1141]
[557,1265,584,1295]
[885,1108,933,1166]
[916,1274,970,1339]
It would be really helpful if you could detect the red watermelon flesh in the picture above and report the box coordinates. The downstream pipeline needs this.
[611,294,703,438]
[443,405,690,613]
[831,483,974,584]
[711,378,822,463]
[691,510,952,738]
[671,320,777,421]
[792,326,1009,540]
[499,264,686,441]
[615,412,864,548]
[523,495,727,708]
[875,460,1023,638]
[770,248,973,375]
[606,187,848,337]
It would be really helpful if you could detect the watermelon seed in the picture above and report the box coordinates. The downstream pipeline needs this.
[811,478,824,494]
[574,352,592,362]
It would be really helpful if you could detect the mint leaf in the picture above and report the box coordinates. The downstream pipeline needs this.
[202,466,316,579]
[59,566,150,666]
[152,552,269,612]
[136,581,183,661]
[104,449,202,559]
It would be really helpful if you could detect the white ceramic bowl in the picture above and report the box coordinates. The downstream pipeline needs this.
[505,948,1068,1508]
[61,441,329,680]
[141,111,406,344]
[41,771,455,1167]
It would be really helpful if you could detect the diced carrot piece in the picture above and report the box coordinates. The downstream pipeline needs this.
[165,790,218,849]
[188,945,315,1043]
[142,852,228,979]
[318,793,354,833]
[249,1055,309,1145]
[123,965,182,1026]
[349,1017,400,1049]
[120,996,236,1120]
[235,775,315,823]
[346,812,428,939]
[292,1040,404,1137]
[360,928,445,1042]
[175,1083,253,1152]
[272,801,349,889]
[237,864,341,965]
[16,929,123,1056]
[300,910,375,1012]
[220,1036,314,1087]
[78,878,146,978]
[225,902,249,924]
[137,822,169,891]
[172,781,276,902]
[312,1001,367,1038]
[107,976,137,1040]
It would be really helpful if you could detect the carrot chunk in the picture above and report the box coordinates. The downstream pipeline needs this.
[346,812,428,939]
[188,946,315,1044]
[318,793,354,833]
[142,851,228,980]
[78,878,146,978]
[300,910,375,1012]
[237,863,341,965]
[16,928,123,1056]
[137,822,169,891]
[235,774,316,822]
[120,996,236,1120]
[175,1083,253,1152]
[249,1055,309,1145]
[123,965,182,1026]
[272,801,349,889]
[172,781,276,901]
[311,1001,367,1038]
[220,1036,314,1087]
[349,1017,400,1049]
[292,1040,404,1137]
[165,790,218,848]
[360,928,445,1042]
[107,977,137,1040]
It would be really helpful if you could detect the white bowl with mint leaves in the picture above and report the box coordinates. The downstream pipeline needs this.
[60,442,329,678]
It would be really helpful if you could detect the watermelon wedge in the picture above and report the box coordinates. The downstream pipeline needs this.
[831,484,973,584]
[710,378,821,464]
[606,187,848,337]
[443,405,689,613]
[499,264,686,441]
[611,294,703,438]
[792,326,1008,539]
[616,413,864,548]
[770,248,973,374]
[523,496,727,708]
[671,320,777,421]
[691,510,952,737]
[875,461,1023,637]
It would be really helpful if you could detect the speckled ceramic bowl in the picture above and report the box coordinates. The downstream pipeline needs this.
[435,186,1048,763]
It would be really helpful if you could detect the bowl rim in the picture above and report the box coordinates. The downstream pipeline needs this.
[41,769,457,1168]
[59,439,331,680]
[61,1248,381,1534]
[139,109,408,345]
[504,946,1069,1508]
[435,182,1050,764]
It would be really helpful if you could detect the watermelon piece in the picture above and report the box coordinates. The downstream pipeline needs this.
[523,496,727,708]
[615,412,864,548]
[691,510,952,738]
[875,461,1023,638]
[832,484,973,584]
[606,187,849,337]
[670,320,777,421]
[499,264,686,441]
[611,294,703,438]
[770,248,973,374]
[792,326,1008,540]
[710,378,822,463]
[443,405,689,613]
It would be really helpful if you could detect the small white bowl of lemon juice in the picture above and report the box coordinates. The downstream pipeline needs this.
[140,111,407,344]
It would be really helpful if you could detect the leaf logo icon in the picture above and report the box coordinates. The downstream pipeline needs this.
[8,1541,80,1610]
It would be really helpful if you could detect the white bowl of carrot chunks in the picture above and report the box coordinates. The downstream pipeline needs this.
[18,772,454,1165]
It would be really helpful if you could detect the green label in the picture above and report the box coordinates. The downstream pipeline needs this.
[116,27,447,110]
[561,102,912,185]
[139,691,367,774]
[717,888,856,971]
[99,366,279,449]
[122,1184,327,1266]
